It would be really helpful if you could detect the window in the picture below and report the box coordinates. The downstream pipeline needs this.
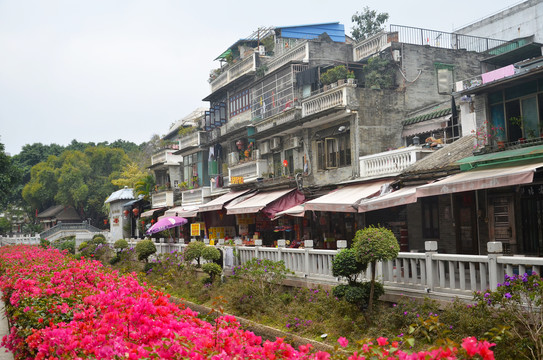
[316,132,351,170]
[284,149,294,175]
[435,63,454,94]
[422,198,439,238]
[229,89,250,117]
[183,153,201,187]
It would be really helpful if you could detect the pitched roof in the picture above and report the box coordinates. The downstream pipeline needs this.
[401,135,476,179]
[55,207,82,222]
[37,205,64,219]
[402,107,453,126]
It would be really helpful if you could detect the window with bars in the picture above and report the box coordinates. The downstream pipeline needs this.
[229,89,250,117]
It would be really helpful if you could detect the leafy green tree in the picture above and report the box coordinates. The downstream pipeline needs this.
[202,262,222,283]
[134,174,156,202]
[184,241,206,267]
[0,217,12,234]
[0,143,22,208]
[111,162,147,189]
[114,239,129,253]
[352,225,399,315]
[351,6,389,41]
[332,248,367,285]
[135,239,157,262]
[202,246,221,262]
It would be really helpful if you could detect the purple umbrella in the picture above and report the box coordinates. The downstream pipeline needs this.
[146,216,188,235]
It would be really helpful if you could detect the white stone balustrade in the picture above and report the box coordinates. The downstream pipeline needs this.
[151,150,183,166]
[152,190,175,208]
[179,131,206,150]
[301,85,352,117]
[181,186,211,206]
[353,31,390,61]
[210,53,257,93]
[359,146,433,179]
[228,159,268,183]
[264,41,309,74]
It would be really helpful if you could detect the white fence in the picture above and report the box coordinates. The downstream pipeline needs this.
[2,236,539,301]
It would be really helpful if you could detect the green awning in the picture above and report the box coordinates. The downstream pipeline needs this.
[457,144,543,171]
[402,108,453,126]
[214,49,232,61]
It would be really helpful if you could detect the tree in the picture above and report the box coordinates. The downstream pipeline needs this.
[351,6,389,41]
[0,143,22,208]
[111,162,147,189]
[134,174,156,202]
[135,239,157,262]
[352,225,399,316]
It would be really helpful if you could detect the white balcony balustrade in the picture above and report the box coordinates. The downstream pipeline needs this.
[228,160,268,183]
[181,187,211,206]
[301,84,354,118]
[359,146,433,179]
[210,53,257,93]
[151,191,175,208]
[264,41,309,74]
[179,131,206,151]
[151,150,183,166]
[353,31,391,62]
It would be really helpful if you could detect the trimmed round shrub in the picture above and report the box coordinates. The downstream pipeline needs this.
[91,234,107,244]
[135,239,157,263]
[352,225,399,265]
[201,246,221,262]
[202,262,222,282]
[114,239,128,251]
[184,241,206,266]
[332,248,367,284]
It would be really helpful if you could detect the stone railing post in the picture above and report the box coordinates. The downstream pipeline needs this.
[487,241,503,291]
[277,239,286,263]
[425,241,438,292]
[304,240,313,276]
[337,240,347,249]
[254,239,262,259]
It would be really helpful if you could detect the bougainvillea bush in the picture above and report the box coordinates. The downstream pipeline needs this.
[0,245,495,359]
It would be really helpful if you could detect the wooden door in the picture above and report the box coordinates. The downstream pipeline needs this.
[488,195,516,254]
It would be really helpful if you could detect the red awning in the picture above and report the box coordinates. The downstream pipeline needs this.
[416,161,543,198]
[226,189,303,217]
[273,203,306,220]
[358,186,418,212]
[304,180,389,213]
[198,190,254,212]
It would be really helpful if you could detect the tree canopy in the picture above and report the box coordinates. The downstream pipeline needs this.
[0,143,22,208]
[351,6,389,41]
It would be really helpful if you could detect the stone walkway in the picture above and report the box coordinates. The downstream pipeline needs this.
[0,297,14,360]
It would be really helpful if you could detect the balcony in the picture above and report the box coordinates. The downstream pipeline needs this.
[359,146,433,179]
[353,31,391,62]
[179,131,207,152]
[151,190,175,208]
[263,40,309,74]
[301,83,355,118]
[182,187,211,206]
[228,160,268,183]
[255,108,299,133]
[210,175,230,195]
[454,64,516,92]
[151,150,183,166]
[210,53,258,94]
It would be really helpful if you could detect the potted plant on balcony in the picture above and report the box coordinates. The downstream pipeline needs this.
[179,181,188,191]
[347,71,356,84]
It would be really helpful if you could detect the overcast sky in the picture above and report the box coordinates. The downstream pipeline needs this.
[0,0,522,155]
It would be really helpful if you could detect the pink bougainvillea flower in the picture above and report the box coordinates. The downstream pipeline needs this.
[337,337,348,347]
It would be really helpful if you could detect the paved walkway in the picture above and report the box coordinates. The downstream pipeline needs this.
[0,296,14,360]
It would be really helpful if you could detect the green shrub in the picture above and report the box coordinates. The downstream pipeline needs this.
[78,241,88,252]
[114,239,128,252]
[332,248,367,284]
[202,246,221,262]
[135,239,156,263]
[39,239,50,249]
[57,239,76,254]
[202,262,222,282]
[184,241,206,266]
[91,234,106,244]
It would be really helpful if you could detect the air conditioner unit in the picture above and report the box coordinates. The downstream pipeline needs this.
[286,137,300,149]
[260,141,270,155]
[252,149,261,160]
[270,137,281,150]
[258,45,266,55]
[227,152,239,166]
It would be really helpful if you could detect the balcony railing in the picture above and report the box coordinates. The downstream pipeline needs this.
[151,191,175,208]
[210,53,257,93]
[301,84,354,117]
[228,160,268,183]
[182,187,211,206]
[359,146,433,179]
[179,131,207,151]
[151,150,183,166]
[264,41,309,74]
[353,31,391,62]
[210,175,230,195]
[255,108,299,133]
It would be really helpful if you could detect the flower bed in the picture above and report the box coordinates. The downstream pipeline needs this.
[0,245,494,359]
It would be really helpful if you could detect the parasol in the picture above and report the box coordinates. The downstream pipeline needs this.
[146,216,188,235]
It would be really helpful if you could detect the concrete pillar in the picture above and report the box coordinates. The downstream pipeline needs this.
[425,241,438,292]
[254,239,262,259]
[487,241,504,291]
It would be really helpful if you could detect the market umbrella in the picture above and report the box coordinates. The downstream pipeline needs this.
[146,216,188,236]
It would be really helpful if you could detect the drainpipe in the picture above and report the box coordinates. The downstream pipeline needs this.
[351,110,360,178]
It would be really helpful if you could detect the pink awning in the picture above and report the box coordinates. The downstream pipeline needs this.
[198,190,253,212]
[358,186,418,212]
[164,206,199,218]
[416,162,543,197]
[262,190,305,219]
[273,203,306,220]
[140,208,165,218]
[226,189,300,216]
[304,180,390,213]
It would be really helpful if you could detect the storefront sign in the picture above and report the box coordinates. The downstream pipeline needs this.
[231,176,244,184]
[191,223,200,237]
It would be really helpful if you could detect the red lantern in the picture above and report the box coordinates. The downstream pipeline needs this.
[141,220,145,225]
[283,159,288,167]
[151,219,155,224]
[103,219,108,225]
[132,208,139,217]
[123,210,129,217]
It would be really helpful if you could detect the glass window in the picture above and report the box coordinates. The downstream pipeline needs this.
[422,198,439,239]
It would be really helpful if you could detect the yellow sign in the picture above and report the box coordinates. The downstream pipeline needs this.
[231,176,244,184]
[191,223,201,236]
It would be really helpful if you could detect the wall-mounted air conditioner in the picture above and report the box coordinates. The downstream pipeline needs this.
[270,137,281,150]
[260,141,270,155]
[286,137,300,149]
[252,149,261,160]
[227,152,239,166]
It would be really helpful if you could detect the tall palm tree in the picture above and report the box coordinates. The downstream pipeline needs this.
[134,174,155,201]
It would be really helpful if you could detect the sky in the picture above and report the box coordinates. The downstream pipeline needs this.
[0,0,523,155]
